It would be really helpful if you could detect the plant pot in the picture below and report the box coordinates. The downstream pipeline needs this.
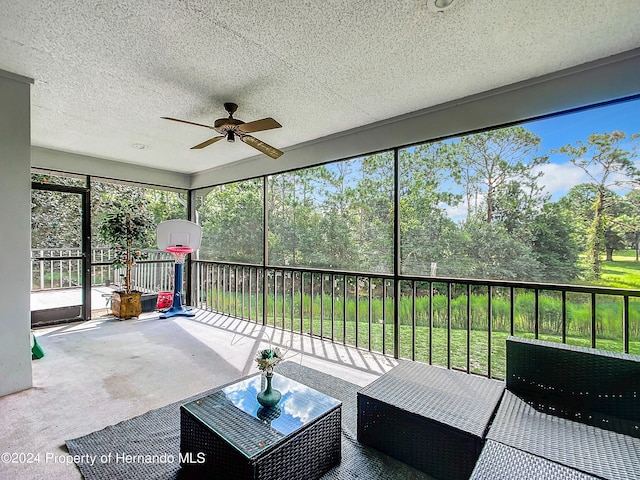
[112,291,142,319]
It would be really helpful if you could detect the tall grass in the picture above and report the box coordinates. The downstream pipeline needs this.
[200,287,640,379]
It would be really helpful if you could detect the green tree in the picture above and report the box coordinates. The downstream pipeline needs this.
[557,183,599,253]
[197,179,263,264]
[399,142,461,276]
[447,126,549,224]
[91,180,187,251]
[455,219,541,281]
[355,152,395,273]
[31,189,82,249]
[268,169,325,267]
[145,190,188,225]
[315,161,360,270]
[554,131,640,278]
[440,127,562,281]
[531,202,582,283]
[619,189,640,261]
[97,192,155,293]
[602,193,632,261]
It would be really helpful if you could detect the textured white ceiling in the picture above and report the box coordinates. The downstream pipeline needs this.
[1,0,639,175]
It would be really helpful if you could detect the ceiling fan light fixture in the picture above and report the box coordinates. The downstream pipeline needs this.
[227,131,235,143]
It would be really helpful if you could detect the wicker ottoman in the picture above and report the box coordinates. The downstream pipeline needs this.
[357,361,504,480]
[180,373,342,480]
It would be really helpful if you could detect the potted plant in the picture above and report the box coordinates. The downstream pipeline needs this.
[255,347,284,407]
[98,194,155,319]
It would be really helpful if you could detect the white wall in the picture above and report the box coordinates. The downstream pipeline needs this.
[0,70,33,396]
[31,147,191,190]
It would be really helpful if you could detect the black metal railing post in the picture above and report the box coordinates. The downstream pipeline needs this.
[262,176,269,326]
[393,147,401,359]
[82,181,92,319]
[623,295,630,354]
[466,284,471,373]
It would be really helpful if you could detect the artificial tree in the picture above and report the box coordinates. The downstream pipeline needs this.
[98,194,155,318]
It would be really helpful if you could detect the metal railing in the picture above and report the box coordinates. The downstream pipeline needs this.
[31,248,175,293]
[31,248,83,290]
[31,250,640,378]
[194,260,640,379]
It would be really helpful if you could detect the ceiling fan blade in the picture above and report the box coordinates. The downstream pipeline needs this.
[238,117,282,134]
[162,117,215,130]
[191,136,224,149]
[241,135,283,159]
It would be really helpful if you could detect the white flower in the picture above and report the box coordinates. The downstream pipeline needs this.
[255,347,284,373]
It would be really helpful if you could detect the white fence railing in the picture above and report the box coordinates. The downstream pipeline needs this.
[31,248,175,293]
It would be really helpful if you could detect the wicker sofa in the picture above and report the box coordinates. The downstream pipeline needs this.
[473,336,640,480]
[358,337,640,480]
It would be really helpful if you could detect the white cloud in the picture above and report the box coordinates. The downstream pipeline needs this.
[532,162,590,198]
[442,202,467,222]
[440,159,636,221]
[441,193,486,222]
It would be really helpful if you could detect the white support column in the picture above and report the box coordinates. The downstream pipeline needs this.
[0,69,33,397]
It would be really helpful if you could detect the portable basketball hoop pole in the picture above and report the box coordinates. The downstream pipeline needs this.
[161,245,194,318]
[156,220,202,319]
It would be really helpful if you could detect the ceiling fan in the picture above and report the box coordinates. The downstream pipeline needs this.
[162,102,283,159]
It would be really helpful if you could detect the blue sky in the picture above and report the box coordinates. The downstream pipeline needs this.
[320,96,639,213]
[524,96,640,200]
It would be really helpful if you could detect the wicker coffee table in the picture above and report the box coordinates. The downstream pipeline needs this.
[180,373,342,480]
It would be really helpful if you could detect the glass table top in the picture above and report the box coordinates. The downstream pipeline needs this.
[181,373,341,459]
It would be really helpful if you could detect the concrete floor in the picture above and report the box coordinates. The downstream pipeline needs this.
[0,309,398,479]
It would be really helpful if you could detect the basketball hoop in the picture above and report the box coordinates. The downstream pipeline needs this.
[156,220,202,318]
[166,245,193,264]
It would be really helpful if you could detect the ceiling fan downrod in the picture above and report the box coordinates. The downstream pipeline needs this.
[224,102,238,117]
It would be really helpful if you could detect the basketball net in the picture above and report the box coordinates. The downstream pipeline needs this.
[172,252,187,264]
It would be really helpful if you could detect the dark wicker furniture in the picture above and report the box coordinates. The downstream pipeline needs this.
[485,336,640,480]
[357,361,505,480]
[180,373,342,480]
[470,440,599,479]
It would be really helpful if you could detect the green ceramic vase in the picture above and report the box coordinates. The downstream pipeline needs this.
[257,373,281,408]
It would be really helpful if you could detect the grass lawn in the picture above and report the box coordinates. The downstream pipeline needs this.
[597,250,640,289]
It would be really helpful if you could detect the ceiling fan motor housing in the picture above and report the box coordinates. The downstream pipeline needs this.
[214,117,244,131]
[214,102,244,139]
